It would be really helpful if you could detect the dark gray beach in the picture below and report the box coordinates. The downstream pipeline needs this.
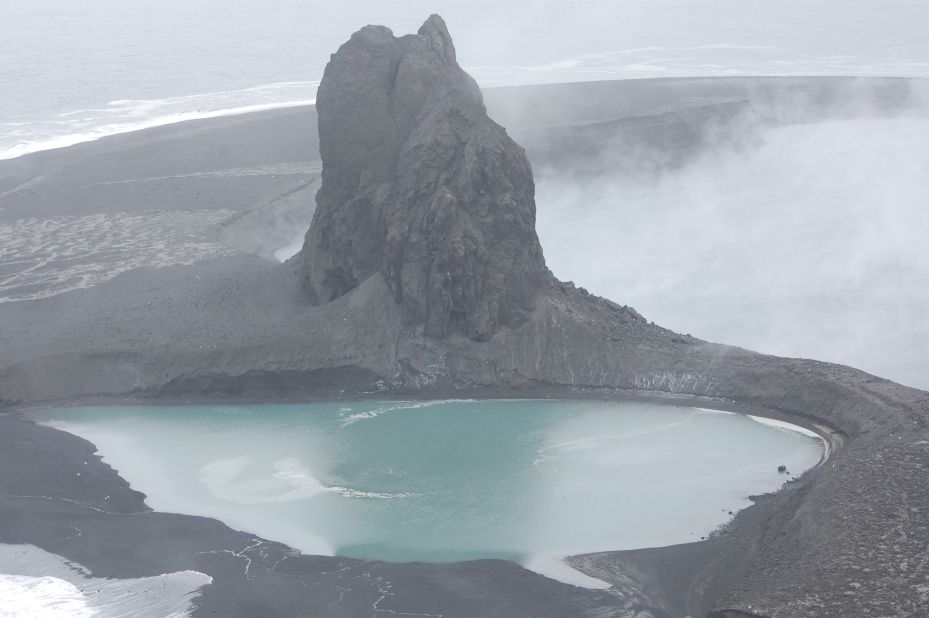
[2,18,929,617]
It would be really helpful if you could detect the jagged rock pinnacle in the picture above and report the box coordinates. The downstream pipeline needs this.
[299,14,550,341]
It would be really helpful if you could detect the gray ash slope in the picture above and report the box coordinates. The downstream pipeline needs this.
[1,14,929,618]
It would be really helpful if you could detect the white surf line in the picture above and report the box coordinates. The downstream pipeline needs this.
[746,415,822,439]
[0,98,317,162]
[694,406,737,415]
[695,406,821,437]
[747,415,836,464]
[695,406,831,462]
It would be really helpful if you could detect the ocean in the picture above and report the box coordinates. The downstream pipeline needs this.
[2,0,929,159]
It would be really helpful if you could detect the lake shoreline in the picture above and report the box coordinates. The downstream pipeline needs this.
[1,386,838,617]
[1,76,927,617]
[38,397,824,592]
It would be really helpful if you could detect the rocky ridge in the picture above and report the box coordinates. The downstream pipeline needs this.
[295,17,929,617]
[299,15,550,341]
[0,15,927,618]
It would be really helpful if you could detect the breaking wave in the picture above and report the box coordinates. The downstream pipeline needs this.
[0,81,318,161]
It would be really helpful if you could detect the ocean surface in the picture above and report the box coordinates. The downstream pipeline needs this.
[2,0,929,159]
[38,400,824,587]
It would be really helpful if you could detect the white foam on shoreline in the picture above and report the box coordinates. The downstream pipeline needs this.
[0,100,314,161]
[746,415,822,438]
[695,407,822,439]
[695,407,829,465]
[694,406,737,415]
[0,80,318,161]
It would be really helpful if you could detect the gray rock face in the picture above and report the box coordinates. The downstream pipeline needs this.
[299,15,550,341]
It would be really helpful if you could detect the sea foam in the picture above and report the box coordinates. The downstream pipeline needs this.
[0,81,318,161]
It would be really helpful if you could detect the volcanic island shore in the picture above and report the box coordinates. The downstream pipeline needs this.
[2,16,929,618]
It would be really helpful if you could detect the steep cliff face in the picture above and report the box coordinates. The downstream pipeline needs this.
[299,15,550,341]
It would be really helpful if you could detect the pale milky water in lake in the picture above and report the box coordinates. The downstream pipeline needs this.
[38,400,823,587]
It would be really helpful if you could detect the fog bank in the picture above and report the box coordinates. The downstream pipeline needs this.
[537,118,929,390]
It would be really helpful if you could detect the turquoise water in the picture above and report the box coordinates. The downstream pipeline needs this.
[39,400,822,586]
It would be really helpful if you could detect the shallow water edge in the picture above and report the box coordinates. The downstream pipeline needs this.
[23,397,828,588]
[0,385,849,618]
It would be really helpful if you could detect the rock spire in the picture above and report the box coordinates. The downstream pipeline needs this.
[299,15,550,340]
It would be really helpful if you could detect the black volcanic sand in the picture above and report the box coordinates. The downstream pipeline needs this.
[2,77,929,618]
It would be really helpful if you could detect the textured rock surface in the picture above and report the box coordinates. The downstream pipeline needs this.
[1,25,929,618]
[299,15,550,340]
